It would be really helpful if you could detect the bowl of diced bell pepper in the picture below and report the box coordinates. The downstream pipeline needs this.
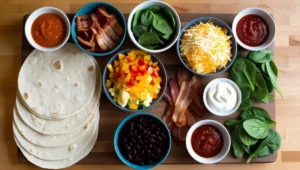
[103,49,167,112]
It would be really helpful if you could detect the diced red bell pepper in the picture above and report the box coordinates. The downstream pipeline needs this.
[138,65,147,75]
[127,57,133,62]
[152,70,159,77]
[126,79,135,87]
[150,80,155,85]
[138,59,146,66]
[114,72,121,78]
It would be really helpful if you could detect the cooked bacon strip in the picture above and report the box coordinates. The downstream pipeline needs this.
[172,75,201,126]
[174,112,187,127]
[190,94,207,117]
[103,24,120,42]
[89,34,96,48]
[98,6,115,19]
[177,67,192,86]
[99,28,116,49]
[169,78,179,104]
[186,109,197,127]
[107,18,124,36]
[163,86,172,105]
[90,21,101,34]
[77,36,93,47]
[95,34,108,51]
[76,15,92,32]
[178,126,188,141]
[83,31,89,39]
[90,13,98,22]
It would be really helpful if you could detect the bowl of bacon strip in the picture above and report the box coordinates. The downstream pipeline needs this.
[71,2,126,56]
[162,67,208,142]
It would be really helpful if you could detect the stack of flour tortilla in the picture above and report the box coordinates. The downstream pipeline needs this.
[13,43,101,169]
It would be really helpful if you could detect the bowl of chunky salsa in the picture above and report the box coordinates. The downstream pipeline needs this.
[186,119,231,164]
[232,7,276,51]
[25,7,70,51]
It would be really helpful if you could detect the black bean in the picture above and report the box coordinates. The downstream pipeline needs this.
[149,144,153,149]
[155,148,161,155]
[147,149,151,154]
[125,144,130,151]
[138,160,144,165]
[123,137,128,143]
[129,122,134,131]
[141,150,144,156]
[150,138,155,143]
[136,145,140,150]
[158,136,163,142]
[142,129,147,135]
[146,131,151,135]
[136,124,142,129]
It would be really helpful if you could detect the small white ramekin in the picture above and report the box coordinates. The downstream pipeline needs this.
[25,7,70,52]
[186,119,231,164]
[232,7,276,51]
[127,0,181,53]
[203,78,241,116]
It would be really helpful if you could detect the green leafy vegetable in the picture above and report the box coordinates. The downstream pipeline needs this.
[144,45,159,50]
[150,6,161,13]
[230,57,256,91]
[232,126,245,158]
[247,50,273,64]
[240,87,251,102]
[243,119,276,139]
[152,13,173,35]
[225,119,242,127]
[246,129,281,163]
[250,74,268,100]
[266,62,286,99]
[238,98,253,111]
[241,107,271,122]
[138,32,163,46]
[132,10,141,27]
[261,94,275,104]
[141,9,153,26]
[238,126,258,147]
[161,34,172,40]
[163,9,176,29]
[132,25,149,37]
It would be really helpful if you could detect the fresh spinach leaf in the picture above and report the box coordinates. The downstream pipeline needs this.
[133,25,149,37]
[132,10,141,27]
[238,126,258,147]
[241,107,271,122]
[247,50,273,64]
[243,119,276,139]
[238,98,253,111]
[246,129,281,163]
[266,62,286,99]
[138,32,163,46]
[269,60,278,77]
[241,142,251,154]
[152,13,173,35]
[163,9,176,29]
[141,9,154,26]
[150,27,164,36]
[250,73,268,100]
[263,76,274,93]
[150,6,162,13]
[230,57,256,91]
[240,87,251,102]
[261,94,274,104]
[224,119,242,127]
[232,126,245,158]
[161,33,172,40]
[144,45,159,50]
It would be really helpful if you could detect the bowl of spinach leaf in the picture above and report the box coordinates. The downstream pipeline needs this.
[127,0,181,53]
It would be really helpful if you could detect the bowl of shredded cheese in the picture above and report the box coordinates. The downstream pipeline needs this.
[177,17,237,76]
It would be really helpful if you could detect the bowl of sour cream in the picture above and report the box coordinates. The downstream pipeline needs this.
[203,78,241,116]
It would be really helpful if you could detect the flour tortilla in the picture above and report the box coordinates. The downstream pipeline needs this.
[13,111,99,161]
[14,118,99,169]
[13,105,96,147]
[15,58,101,135]
[18,43,97,119]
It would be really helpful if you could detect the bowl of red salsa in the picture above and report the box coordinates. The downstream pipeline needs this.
[232,7,276,51]
[186,119,230,164]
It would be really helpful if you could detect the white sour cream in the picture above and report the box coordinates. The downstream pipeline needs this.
[207,82,237,112]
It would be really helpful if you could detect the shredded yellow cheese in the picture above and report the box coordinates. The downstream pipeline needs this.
[180,21,232,74]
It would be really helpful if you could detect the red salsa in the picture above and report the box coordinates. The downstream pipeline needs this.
[191,125,223,158]
[236,14,268,46]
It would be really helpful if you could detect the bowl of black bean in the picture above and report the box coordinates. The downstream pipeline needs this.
[114,112,171,169]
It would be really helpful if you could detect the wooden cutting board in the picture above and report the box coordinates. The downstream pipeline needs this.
[19,13,276,164]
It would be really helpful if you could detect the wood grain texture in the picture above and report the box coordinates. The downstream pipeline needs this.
[0,0,299,169]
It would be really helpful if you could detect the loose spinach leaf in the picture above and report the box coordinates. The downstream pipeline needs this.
[250,73,268,100]
[230,57,256,91]
[247,50,273,64]
[241,107,271,122]
[238,126,258,147]
[163,9,176,29]
[261,94,275,104]
[132,25,149,37]
[266,62,286,99]
[150,6,162,13]
[224,119,242,127]
[150,27,164,36]
[269,60,278,77]
[240,87,251,102]
[264,76,274,93]
[144,45,159,50]
[238,98,253,111]
[161,33,172,40]
[138,32,163,46]
[232,126,245,158]
[152,13,173,35]
[246,129,281,163]
[132,10,141,27]
[243,119,276,139]
[141,9,154,26]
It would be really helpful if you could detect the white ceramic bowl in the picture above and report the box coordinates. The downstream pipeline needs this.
[186,119,231,164]
[203,78,241,116]
[25,7,70,52]
[232,7,276,51]
[127,0,181,53]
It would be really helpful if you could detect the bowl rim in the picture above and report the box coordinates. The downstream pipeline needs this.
[176,17,238,76]
[114,112,172,169]
[231,7,276,51]
[202,78,242,116]
[127,0,181,53]
[71,2,127,57]
[25,6,70,52]
[185,119,231,164]
[102,49,167,112]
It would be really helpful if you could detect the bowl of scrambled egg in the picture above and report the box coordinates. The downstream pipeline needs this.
[177,17,237,76]
[103,49,167,112]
